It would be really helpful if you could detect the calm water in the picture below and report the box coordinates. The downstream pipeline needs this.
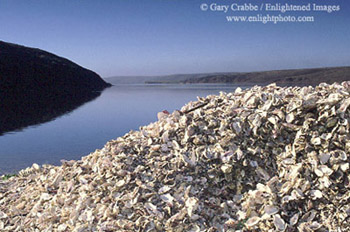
[0,84,249,174]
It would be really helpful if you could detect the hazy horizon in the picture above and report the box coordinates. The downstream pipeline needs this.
[103,65,350,79]
[1,0,349,77]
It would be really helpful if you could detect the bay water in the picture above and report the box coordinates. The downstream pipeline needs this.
[0,84,249,174]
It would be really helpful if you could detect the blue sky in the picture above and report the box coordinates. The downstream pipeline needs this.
[0,0,349,77]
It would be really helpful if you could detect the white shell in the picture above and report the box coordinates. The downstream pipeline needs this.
[273,214,286,231]
[246,216,261,227]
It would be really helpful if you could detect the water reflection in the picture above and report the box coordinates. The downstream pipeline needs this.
[0,90,103,136]
[0,84,249,175]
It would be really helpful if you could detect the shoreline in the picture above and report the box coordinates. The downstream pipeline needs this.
[1,82,350,230]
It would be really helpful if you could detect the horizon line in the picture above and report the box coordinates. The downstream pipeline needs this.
[103,65,350,79]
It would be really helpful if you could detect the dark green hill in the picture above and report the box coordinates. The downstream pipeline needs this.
[0,41,111,135]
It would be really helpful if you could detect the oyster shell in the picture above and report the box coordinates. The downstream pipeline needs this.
[1,82,350,231]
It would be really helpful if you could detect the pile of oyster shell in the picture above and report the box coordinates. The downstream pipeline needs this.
[1,82,350,231]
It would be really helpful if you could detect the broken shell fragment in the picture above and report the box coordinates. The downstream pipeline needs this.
[290,213,299,226]
[264,205,279,216]
[309,190,323,200]
[221,164,233,173]
[246,216,261,227]
[273,214,286,231]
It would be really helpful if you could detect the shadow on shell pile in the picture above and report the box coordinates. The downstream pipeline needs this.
[1,82,350,231]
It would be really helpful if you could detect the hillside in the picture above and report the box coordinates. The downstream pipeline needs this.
[182,67,350,85]
[0,41,111,134]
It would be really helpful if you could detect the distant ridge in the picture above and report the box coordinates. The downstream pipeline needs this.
[105,72,238,84]
[182,66,350,86]
[106,66,350,86]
